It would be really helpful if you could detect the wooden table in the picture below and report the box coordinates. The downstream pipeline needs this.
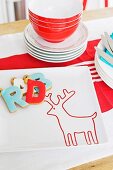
[0,7,113,170]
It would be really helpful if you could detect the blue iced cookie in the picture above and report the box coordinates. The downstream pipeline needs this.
[1,86,28,113]
[23,73,52,92]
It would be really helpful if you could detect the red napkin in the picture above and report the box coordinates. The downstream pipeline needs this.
[0,39,113,113]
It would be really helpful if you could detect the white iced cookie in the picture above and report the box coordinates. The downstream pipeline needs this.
[11,77,27,96]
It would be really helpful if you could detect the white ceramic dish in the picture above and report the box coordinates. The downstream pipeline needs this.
[24,23,88,53]
[25,38,87,59]
[0,67,107,152]
[95,56,113,89]
[27,45,87,63]
[26,45,86,60]
[24,36,86,57]
[95,59,113,89]
[95,40,113,89]
[24,33,86,55]
[29,0,82,19]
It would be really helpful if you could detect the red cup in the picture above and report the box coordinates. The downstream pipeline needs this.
[29,13,81,28]
[29,10,82,23]
[31,20,80,42]
[28,0,83,23]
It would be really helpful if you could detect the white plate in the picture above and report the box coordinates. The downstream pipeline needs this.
[0,67,107,152]
[95,58,113,89]
[95,41,113,89]
[24,35,86,56]
[24,23,88,53]
[25,40,87,60]
[27,45,86,63]
[27,44,86,60]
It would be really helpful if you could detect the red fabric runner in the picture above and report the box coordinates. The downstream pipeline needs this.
[0,39,113,113]
[0,40,97,69]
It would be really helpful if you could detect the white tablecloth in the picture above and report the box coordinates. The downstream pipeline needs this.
[0,17,113,170]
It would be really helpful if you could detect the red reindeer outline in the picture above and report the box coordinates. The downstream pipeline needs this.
[44,89,99,146]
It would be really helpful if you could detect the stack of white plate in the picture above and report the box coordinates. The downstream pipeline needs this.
[24,23,88,63]
[95,41,113,89]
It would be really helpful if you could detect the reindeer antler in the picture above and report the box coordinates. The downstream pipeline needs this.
[45,89,75,107]
[57,89,75,104]
[44,93,56,107]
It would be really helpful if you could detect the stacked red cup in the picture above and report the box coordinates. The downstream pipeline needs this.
[29,0,83,43]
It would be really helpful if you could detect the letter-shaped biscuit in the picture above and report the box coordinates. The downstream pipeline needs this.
[26,79,46,104]
[29,73,52,92]
[11,77,27,95]
[1,86,28,113]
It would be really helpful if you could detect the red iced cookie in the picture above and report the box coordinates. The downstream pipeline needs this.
[26,79,46,104]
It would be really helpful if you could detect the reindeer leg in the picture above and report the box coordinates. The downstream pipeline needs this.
[65,133,78,146]
[62,133,71,146]
[73,132,78,146]
[89,131,99,144]
[87,131,92,145]
[67,133,78,146]
[84,132,92,145]
[64,133,77,146]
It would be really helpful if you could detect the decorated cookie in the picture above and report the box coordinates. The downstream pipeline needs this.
[1,86,28,113]
[26,79,46,104]
[23,73,52,92]
[11,77,27,95]
[0,72,52,113]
